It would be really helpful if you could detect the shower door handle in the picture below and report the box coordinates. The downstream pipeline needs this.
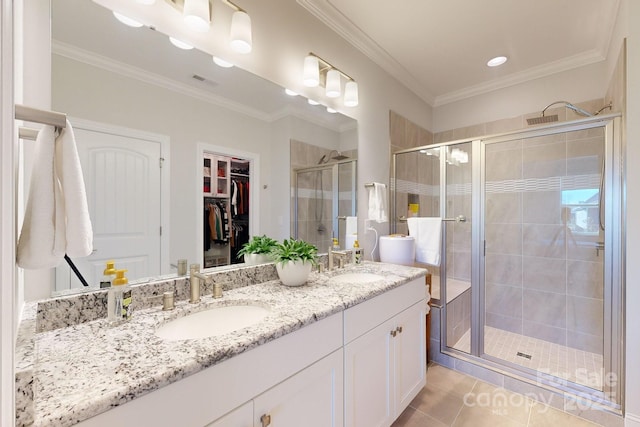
[595,241,605,256]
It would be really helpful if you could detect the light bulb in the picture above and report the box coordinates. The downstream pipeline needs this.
[325,69,341,98]
[303,55,320,87]
[113,11,144,28]
[344,81,358,107]
[230,11,252,54]
[183,0,210,33]
[213,56,234,68]
[169,37,194,50]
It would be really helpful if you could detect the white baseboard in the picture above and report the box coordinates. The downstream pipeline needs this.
[626,412,640,427]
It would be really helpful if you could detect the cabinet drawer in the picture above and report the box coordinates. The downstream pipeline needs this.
[343,278,425,345]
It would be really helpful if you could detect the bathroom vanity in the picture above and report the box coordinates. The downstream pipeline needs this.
[16,262,427,427]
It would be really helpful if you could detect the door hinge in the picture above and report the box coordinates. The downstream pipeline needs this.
[159,157,165,168]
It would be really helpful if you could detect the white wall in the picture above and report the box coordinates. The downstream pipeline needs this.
[433,61,608,133]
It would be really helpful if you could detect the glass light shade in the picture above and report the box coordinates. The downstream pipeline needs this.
[325,69,341,98]
[213,56,234,68]
[183,0,210,33]
[230,11,252,54]
[169,37,194,50]
[307,99,320,106]
[113,11,144,28]
[344,81,358,107]
[303,55,320,87]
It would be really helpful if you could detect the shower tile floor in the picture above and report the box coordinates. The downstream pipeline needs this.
[453,326,604,391]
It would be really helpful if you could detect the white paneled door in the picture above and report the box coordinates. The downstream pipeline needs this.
[55,120,165,291]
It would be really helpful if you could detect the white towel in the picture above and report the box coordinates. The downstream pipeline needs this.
[407,217,442,266]
[345,216,357,236]
[367,182,388,222]
[17,120,93,268]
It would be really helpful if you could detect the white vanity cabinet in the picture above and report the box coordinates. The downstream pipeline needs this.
[253,349,344,427]
[205,349,343,427]
[343,279,426,427]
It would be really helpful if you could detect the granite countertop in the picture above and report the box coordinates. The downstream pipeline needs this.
[26,262,426,427]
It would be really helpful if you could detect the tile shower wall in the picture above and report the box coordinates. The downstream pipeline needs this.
[290,139,356,250]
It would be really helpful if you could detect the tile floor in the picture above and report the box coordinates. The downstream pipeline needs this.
[392,363,605,427]
[453,327,604,390]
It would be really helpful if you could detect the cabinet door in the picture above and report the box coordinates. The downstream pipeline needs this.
[393,301,426,415]
[344,317,395,427]
[205,401,253,427]
[254,349,343,427]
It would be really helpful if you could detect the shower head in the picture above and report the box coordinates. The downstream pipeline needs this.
[318,150,349,164]
[526,114,559,125]
[527,100,595,126]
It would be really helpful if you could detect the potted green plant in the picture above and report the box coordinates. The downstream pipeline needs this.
[237,235,279,265]
[271,238,318,287]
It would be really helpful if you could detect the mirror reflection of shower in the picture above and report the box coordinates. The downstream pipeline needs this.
[315,151,349,235]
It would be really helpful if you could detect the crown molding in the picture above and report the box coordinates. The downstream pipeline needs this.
[52,40,273,122]
[298,0,614,108]
[296,0,436,105]
[433,49,606,107]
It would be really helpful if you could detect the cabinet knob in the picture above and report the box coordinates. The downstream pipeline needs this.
[397,326,403,334]
[261,414,272,427]
[390,330,397,337]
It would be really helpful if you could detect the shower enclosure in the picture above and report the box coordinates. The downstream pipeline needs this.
[392,115,624,408]
[293,159,357,250]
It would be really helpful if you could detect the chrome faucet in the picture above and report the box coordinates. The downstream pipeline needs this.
[189,264,211,303]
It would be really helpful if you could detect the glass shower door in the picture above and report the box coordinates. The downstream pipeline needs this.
[294,166,334,252]
[443,143,473,354]
[483,128,606,391]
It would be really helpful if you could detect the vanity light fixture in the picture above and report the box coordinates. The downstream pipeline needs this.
[285,89,298,96]
[303,52,358,107]
[169,37,194,50]
[112,11,144,28]
[487,56,508,67]
[213,56,234,68]
[164,0,253,53]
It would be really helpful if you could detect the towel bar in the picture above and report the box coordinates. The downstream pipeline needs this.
[397,215,466,223]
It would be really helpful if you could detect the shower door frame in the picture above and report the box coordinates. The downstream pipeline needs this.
[391,114,624,409]
[293,159,357,242]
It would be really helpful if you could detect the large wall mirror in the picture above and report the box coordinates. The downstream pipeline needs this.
[47,0,357,295]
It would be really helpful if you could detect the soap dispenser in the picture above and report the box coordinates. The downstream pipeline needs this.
[108,269,132,325]
[332,237,340,250]
[100,260,117,288]
[352,240,363,264]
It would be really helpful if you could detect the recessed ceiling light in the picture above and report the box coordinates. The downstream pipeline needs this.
[487,56,507,67]
[113,11,144,28]
[285,89,298,96]
[212,56,234,68]
[307,99,320,106]
[169,37,194,50]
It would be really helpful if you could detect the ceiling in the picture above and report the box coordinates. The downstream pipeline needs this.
[298,0,620,106]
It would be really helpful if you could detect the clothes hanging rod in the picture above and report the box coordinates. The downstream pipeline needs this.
[15,104,67,129]
[397,215,466,223]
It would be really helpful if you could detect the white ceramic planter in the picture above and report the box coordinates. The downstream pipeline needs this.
[275,260,313,287]
[244,253,273,265]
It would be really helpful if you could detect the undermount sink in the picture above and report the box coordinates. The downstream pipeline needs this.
[156,304,271,341]
[327,273,385,285]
